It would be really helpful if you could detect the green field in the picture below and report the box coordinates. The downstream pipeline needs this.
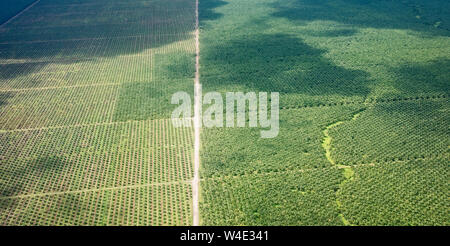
[199,0,449,226]
[0,0,449,225]
[0,0,195,225]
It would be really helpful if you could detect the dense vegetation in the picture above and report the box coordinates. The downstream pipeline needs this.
[0,0,448,226]
[199,0,449,225]
[201,168,344,225]
[201,106,363,178]
[339,157,448,225]
[330,99,449,165]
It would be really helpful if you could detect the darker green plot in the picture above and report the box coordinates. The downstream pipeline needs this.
[201,33,371,108]
[113,80,193,122]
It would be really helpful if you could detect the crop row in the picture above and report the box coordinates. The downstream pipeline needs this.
[0,78,196,129]
[0,0,197,226]
[200,0,450,108]
[0,55,152,89]
[35,0,195,10]
[201,153,449,226]
[200,105,363,178]
[113,79,194,122]
[200,167,344,225]
[5,0,195,31]
[338,157,449,225]
[330,99,450,165]
[199,0,449,226]
[0,118,194,197]
[0,85,118,130]
[3,19,195,42]
[0,183,192,226]
[0,50,194,90]
[1,119,194,157]
[0,35,194,60]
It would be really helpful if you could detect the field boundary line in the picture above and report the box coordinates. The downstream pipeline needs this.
[0,20,195,32]
[0,117,194,133]
[0,82,119,93]
[0,33,191,45]
[281,94,448,111]
[0,52,153,65]
[201,153,448,182]
[8,8,197,18]
[30,1,196,8]
[0,57,96,65]
[0,77,191,92]
[192,0,201,226]
[0,0,41,29]
[0,180,191,200]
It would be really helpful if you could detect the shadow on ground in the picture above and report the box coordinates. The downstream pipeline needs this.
[199,0,228,24]
[0,0,225,85]
[390,58,450,96]
[0,155,78,225]
[271,0,450,36]
[201,33,371,103]
[0,92,13,107]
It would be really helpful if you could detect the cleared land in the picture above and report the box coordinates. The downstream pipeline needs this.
[0,0,196,225]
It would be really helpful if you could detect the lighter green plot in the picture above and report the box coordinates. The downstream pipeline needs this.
[0,183,192,226]
[338,157,449,226]
[329,99,450,165]
[201,168,345,225]
[201,106,364,178]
